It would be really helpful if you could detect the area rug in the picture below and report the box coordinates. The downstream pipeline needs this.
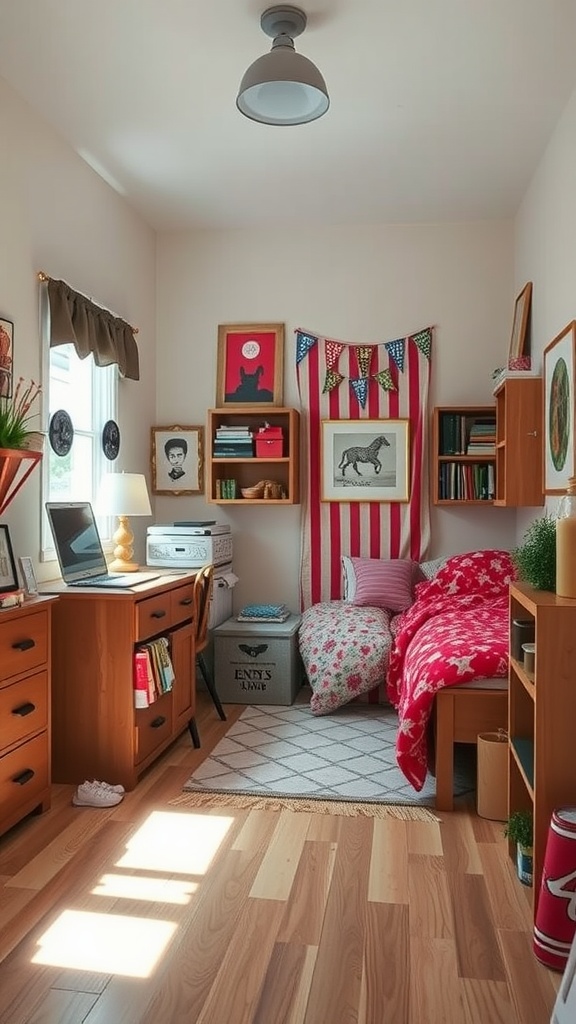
[172,704,475,821]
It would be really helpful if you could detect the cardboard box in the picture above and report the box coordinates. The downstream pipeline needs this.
[213,614,302,704]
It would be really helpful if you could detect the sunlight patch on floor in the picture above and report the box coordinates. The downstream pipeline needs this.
[91,873,198,904]
[115,811,234,875]
[31,909,176,977]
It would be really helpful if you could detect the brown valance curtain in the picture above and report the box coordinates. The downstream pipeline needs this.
[47,277,140,381]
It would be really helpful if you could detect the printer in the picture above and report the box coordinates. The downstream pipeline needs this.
[146,523,236,629]
[146,522,233,569]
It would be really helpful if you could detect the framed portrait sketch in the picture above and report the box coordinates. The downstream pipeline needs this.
[0,525,19,591]
[321,419,410,502]
[18,556,38,596]
[151,425,204,495]
[0,318,13,398]
[544,321,576,494]
[508,282,532,365]
[216,323,284,407]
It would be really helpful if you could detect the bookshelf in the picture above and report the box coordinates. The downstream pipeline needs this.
[432,406,496,505]
[206,407,300,504]
[493,376,543,506]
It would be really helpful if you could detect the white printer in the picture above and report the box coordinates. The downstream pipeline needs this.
[146,522,233,569]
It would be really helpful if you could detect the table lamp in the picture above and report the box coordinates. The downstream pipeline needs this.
[97,472,152,572]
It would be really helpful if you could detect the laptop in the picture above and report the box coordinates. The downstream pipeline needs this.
[45,501,161,588]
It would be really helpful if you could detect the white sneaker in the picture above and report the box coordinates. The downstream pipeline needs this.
[91,779,125,794]
[72,781,124,807]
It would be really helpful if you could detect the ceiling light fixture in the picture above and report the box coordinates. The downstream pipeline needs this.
[237,5,329,126]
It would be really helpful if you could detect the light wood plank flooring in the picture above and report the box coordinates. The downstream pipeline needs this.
[0,692,560,1023]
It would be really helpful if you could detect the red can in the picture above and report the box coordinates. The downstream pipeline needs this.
[534,808,576,971]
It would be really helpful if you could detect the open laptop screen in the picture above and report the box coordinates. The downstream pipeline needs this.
[45,502,109,583]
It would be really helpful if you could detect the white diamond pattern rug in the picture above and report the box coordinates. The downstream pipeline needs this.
[182,703,474,808]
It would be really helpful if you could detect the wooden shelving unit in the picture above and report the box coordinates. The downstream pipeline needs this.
[508,582,576,917]
[493,377,543,506]
[432,405,496,505]
[206,407,300,505]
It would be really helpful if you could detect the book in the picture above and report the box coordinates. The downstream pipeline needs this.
[133,650,150,708]
[237,603,290,623]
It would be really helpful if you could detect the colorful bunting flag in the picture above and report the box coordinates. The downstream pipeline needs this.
[322,369,345,393]
[411,327,432,360]
[355,346,374,378]
[384,338,406,373]
[373,368,396,392]
[296,330,318,364]
[349,377,369,408]
[325,340,345,369]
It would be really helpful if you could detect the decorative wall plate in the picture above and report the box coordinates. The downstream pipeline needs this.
[102,419,120,460]
[49,409,74,457]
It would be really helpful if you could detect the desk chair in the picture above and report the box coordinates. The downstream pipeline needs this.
[188,563,226,748]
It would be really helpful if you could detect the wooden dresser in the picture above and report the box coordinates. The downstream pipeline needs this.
[0,596,57,839]
[45,572,196,791]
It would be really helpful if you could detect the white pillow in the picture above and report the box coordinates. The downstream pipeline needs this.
[342,556,415,612]
[419,556,447,580]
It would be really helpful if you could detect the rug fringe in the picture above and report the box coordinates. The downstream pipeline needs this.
[169,792,440,822]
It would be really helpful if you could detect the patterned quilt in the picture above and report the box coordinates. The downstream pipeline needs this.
[386,549,514,790]
[299,601,393,715]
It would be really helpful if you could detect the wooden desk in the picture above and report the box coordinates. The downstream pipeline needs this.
[42,573,196,791]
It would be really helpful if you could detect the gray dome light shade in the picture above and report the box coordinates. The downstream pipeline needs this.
[237,6,329,126]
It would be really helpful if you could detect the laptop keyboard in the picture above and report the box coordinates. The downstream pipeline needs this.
[69,575,132,587]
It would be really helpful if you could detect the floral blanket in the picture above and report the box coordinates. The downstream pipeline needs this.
[386,550,514,790]
[299,601,393,715]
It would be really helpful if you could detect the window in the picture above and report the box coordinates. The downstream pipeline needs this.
[41,344,118,559]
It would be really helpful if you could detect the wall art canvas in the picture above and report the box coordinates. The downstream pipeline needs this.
[321,419,410,502]
[217,323,284,406]
[544,321,576,494]
[0,318,13,398]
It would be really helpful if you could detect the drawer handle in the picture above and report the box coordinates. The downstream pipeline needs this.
[150,715,166,729]
[12,638,35,652]
[12,702,36,717]
[179,597,193,606]
[151,610,167,620]
[13,768,35,786]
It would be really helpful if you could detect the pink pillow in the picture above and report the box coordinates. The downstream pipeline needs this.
[342,556,415,612]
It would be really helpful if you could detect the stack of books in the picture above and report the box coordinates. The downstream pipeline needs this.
[133,637,175,708]
[213,425,254,458]
[237,603,290,623]
[467,415,496,455]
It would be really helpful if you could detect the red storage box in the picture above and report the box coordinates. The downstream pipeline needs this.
[256,427,283,458]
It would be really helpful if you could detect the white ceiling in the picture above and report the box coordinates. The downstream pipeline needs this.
[1,1,576,231]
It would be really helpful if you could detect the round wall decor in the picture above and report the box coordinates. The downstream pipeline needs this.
[49,409,74,457]
[102,419,120,460]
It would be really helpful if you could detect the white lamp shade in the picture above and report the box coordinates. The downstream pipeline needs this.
[98,473,152,516]
[237,45,329,125]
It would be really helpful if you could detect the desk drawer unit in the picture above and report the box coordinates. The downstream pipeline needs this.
[0,670,48,750]
[0,611,48,679]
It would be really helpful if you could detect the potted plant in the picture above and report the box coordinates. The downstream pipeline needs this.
[512,515,556,592]
[504,809,533,886]
[0,377,42,450]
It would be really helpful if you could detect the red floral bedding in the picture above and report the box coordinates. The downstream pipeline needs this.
[386,550,514,790]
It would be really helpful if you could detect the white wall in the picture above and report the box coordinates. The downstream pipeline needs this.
[515,84,576,540]
[0,79,157,578]
[157,223,518,611]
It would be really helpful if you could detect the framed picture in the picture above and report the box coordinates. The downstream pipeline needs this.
[216,323,284,407]
[321,419,410,502]
[508,282,532,365]
[151,425,204,495]
[0,318,14,398]
[18,556,38,596]
[0,525,19,591]
[544,321,576,494]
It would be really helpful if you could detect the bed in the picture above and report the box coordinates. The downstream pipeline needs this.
[299,549,513,808]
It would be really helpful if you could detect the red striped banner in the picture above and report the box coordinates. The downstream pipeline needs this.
[296,328,432,608]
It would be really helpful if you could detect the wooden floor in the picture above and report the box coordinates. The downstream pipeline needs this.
[0,691,560,1024]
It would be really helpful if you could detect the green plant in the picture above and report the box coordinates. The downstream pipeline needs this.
[512,515,556,591]
[0,377,41,449]
[504,809,533,849]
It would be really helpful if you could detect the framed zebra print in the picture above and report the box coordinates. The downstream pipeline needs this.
[321,419,410,502]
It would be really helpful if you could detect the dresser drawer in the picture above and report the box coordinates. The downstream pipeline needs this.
[0,731,49,821]
[134,693,173,764]
[0,610,48,681]
[136,593,172,641]
[170,582,194,627]
[0,671,48,751]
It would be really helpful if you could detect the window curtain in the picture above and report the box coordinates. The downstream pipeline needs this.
[47,277,139,381]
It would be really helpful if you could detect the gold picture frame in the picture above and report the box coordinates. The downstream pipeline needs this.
[508,282,532,364]
[151,425,204,495]
[321,419,410,502]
